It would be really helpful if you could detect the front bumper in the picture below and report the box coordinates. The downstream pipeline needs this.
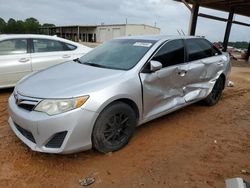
[8,94,98,154]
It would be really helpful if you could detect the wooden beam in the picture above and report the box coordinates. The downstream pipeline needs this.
[181,0,192,11]
[233,20,250,27]
[223,9,234,52]
[201,0,226,4]
[198,13,250,27]
[174,0,250,17]
[198,13,228,22]
[189,3,199,35]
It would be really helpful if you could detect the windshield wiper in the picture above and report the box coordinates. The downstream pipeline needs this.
[73,58,83,64]
[83,62,107,68]
[74,59,111,69]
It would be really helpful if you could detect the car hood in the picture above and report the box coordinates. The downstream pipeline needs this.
[16,61,125,98]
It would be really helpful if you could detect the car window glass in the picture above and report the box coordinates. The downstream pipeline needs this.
[33,39,64,53]
[64,43,77,50]
[152,40,185,67]
[80,39,156,70]
[186,38,218,61]
[0,39,27,55]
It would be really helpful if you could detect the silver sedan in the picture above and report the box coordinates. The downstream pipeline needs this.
[8,35,231,154]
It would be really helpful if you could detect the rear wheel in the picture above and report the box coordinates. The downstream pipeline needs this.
[92,102,137,153]
[203,76,224,106]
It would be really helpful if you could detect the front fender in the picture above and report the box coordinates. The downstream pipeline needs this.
[82,76,143,121]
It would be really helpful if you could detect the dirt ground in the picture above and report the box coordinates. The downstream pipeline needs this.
[0,65,250,188]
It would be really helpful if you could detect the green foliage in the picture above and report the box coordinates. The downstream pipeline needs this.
[228,41,249,49]
[24,17,40,33]
[0,17,55,34]
[0,18,6,33]
[42,23,56,27]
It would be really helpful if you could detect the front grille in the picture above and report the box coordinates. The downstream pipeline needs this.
[14,92,40,111]
[15,123,36,143]
[18,103,36,111]
[45,131,67,148]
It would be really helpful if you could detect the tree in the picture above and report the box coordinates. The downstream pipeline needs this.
[24,17,40,34]
[42,23,55,28]
[0,17,6,33]
[3,18,17,33]
[228,41,249,49]
[0,17,55,34]
[40,23,56,35]
[15,20,25,34]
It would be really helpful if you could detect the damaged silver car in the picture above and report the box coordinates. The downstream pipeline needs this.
[8,35,231,154]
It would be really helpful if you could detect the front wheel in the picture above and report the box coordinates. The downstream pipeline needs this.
[203,76,224,106]
[92,102,137,153]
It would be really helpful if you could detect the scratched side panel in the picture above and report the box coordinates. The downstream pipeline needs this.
[183,55,225,102]
[140,65,186,121]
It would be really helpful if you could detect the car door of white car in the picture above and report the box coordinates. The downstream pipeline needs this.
[140,39,188,121]
[0,38,32,88]
[30,38,74,71]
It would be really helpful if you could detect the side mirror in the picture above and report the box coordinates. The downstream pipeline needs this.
[150,60,162,72]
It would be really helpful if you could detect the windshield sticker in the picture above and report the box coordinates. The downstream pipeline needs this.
[133,42,152,47]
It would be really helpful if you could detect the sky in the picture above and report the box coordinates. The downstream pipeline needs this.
[0,0,249,42]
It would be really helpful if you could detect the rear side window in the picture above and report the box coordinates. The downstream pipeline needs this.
[152,39,185,67]
[0,39,27,55]
[33,39,64,53]
[186,38,221,61]
[64,43,77,50]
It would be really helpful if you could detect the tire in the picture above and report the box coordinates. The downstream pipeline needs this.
[92,102,137,153]
[203,76,224,106]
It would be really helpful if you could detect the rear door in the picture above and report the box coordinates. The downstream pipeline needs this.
[30,38,74,71]
[183,38,224,102]
[0,38,32,88]
[140,39,188,121]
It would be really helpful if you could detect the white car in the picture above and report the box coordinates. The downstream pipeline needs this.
[0,34,92,88]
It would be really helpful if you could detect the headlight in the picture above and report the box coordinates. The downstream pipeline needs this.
[34,96,89,115]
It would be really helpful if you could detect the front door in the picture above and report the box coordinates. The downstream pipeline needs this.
[0,38,32,88]
[140,39,188,121]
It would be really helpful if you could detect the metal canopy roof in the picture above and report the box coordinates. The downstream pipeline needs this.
[175,0,250,17]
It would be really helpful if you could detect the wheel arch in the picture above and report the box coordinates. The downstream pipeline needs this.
[102,98,140,122]
[219,73,226,89]
[91,98,140,152]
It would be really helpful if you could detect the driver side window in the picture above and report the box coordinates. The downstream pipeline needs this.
[152,39,185,68]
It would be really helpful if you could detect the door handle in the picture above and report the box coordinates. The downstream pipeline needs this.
[62,54,71,58]
[19,58,30,63]
[178,70,187,77]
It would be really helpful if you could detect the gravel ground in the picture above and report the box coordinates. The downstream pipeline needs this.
[0,66,249,188]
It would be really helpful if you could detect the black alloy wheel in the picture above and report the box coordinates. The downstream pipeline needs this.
[92,102,137,153]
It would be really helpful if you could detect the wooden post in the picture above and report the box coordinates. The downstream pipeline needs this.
[247,41,250,62]
[223,9,234,52]
[77,26,80,42]
[188,2,199,36]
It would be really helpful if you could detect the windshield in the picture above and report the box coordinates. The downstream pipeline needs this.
[79,39,156,70]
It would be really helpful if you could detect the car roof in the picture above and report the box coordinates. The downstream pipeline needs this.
[0,34,60,39]
[117,35,202,42]
[0,34,82,46]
